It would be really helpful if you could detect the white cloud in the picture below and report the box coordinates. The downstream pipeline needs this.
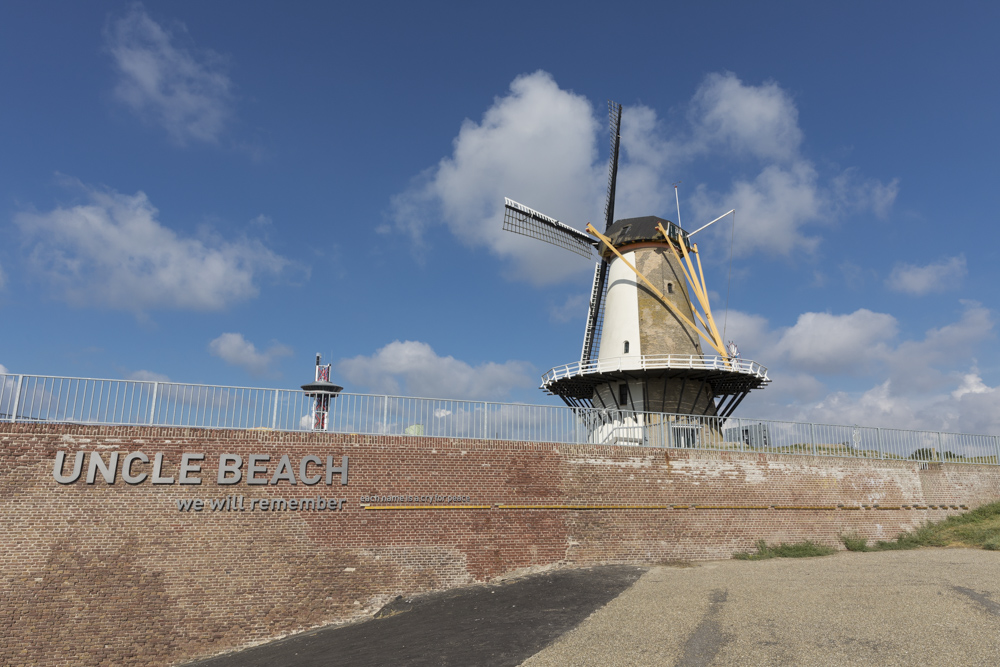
[15,183,288,313]
[731,302,997,433]
[106,5,233,144]
[0,364,9,374]
[773,309,898,375]
[691,162,824,256]
[391,71,601,284]
[392,70,899,280]
[126,369,170,382]
[209,333,291,376]
[952,371,992,400]
[338,340,534,400]
[886,255,967,295]
[686,72,803,162]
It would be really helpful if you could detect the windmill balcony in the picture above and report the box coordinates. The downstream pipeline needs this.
[541,354,769,387]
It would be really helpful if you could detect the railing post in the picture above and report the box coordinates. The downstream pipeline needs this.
[382,395,389,435]
[271,390,280,429]
[937,431,943,462]
[877,427,884,460]
[483,401,488,440]
[10,375,23,422]
[147,382,158,425]
[810,422,816,457]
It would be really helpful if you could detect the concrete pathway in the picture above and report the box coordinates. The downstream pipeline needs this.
[522,550,1000,667]
[186,550,1000,667]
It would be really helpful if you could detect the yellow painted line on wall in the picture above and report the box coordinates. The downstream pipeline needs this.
[360,502,966,512]
[498,504,670,510]
[693,505,771,510]
[362,505,492,510]
[772,506,839,511]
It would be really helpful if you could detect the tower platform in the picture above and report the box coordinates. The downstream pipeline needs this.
[541,354,769,417]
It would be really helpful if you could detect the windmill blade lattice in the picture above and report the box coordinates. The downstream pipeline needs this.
[580,101,622,363]
[502,198,596,259]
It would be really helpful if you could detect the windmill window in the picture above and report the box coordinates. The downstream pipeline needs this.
[623,340,630,354]
[619,384,629,406]
[667,283,674,294]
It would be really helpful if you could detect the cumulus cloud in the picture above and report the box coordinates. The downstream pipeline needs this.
[685,72,803,162]
[773,309,898,375]
[686,73,898,257]
[691,162,824,256]
[391,71,600,284]
[106,4,234,144]
[14,183,288,313]
[208,333,292,376]
[392,70,899,280]
[886,255,967,295]
[729,302,997,433]
[0,364,9,374]
[338,340,535,400]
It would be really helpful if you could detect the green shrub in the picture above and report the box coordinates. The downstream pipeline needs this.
[734,539,835,560]
[841,534,869,552]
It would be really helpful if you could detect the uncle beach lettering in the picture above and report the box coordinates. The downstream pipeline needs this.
[52,451,349,486]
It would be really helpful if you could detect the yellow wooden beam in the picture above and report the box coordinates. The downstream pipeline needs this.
[658,227,719,336]
[657,224,728,361]
[691,244,726,354]
[586,224,725,356]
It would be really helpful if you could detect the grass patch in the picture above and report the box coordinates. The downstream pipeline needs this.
[733,539,836,560]
[841,533,869,552]
[840,500,1000,552]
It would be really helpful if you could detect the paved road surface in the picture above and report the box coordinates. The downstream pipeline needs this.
[524,549,1000,667]
[188,550,1000,667]
[187,565,645,667]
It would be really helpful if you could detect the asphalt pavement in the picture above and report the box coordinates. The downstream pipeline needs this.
[523,549,1000,667]
[187,549,1000,667]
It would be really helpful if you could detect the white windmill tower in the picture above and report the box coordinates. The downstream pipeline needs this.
[502,101,769,441]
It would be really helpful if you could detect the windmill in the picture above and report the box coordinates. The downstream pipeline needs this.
[502,101,769,433]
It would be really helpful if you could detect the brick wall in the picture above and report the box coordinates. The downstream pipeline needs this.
[3,422,999,666]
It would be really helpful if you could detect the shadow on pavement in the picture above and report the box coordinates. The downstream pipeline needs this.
[186,565,647,667]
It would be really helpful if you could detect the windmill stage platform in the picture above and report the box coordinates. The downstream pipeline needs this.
[541,353,770,417]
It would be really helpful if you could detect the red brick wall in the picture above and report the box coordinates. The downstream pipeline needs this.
[3,422,999,666]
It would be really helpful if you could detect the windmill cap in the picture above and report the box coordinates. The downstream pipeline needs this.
[603,216,686,249]
[301,379,343,395]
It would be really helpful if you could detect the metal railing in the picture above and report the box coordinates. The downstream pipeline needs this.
[2,373,998,465]
[541,354,770,384]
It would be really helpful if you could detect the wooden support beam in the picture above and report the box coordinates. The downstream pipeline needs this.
[691,245,726,357]
[657,224,727,359]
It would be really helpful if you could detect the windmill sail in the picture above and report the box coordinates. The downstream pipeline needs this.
[580,101,622,363]
[502,198,596,259]
[580,260,609,362]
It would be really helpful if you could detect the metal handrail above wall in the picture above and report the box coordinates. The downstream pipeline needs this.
[1,373,997,465]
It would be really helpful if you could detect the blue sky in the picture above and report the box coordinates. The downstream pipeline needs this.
[2,2,999,432]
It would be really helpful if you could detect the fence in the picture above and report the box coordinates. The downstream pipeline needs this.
[2,373,998,465]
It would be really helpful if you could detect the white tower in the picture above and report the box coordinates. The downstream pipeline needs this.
[301,354,342,431]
